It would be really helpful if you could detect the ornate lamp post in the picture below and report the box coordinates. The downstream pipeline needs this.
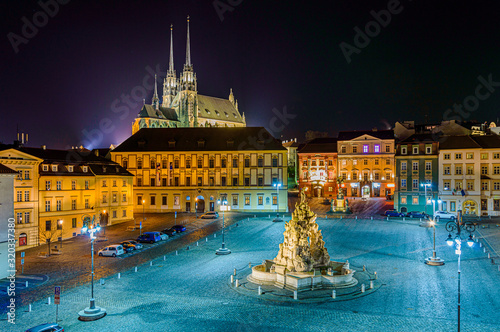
[424,217,444,266]
[78,215,106,321]
[445,210,476,332]
[273,183,283,222]
[216,199,231,255]
[58,219,63,248]
[420,182,431,215]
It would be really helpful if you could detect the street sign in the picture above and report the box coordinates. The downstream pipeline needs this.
[21,259,24,265]
[140,221,142,229]
[21,252,25,258]
[175,211,177,218]
[54,286,61,304]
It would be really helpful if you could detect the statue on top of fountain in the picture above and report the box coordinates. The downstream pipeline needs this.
[274,189,331,272]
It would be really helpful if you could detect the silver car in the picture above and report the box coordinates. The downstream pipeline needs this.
[434,211,456,221]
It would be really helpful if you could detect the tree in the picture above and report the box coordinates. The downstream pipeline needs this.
[39,226,60,256]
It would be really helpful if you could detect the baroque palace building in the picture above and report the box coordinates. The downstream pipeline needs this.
[0,145,134,250]
[132,18,246,135]
[110,127,288,213]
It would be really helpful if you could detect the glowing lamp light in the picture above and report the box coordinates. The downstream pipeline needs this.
[446,234,453,246]
[467,235,475,247]
[96,224,101,232]
[81,225,88,234]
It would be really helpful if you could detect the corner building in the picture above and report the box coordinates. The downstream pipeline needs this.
[111,127,288,213]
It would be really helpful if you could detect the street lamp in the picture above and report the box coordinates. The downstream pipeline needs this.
[142,199,145,236]
[58,219,63,248]
[273,183,283,222]
[216,199,231,255]
[420,182,431,215]
[78,215,106,321]
[444,210,476,332]
[424,218,444,266]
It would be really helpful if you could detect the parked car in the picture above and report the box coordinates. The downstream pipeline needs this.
[98,245,124,257]
[171,225,186,232]
[158,232,169,240]
[405,211,429,219]
[137,231,162,244]
[162,228,177,236]
[434,211,456,221]
[25,323,64,332]
[384,210,403,217]
[120,240,143,251]
[201,211,219,219]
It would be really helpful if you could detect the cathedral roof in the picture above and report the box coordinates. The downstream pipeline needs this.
[197,95,244,124]
[113,127,286,152]
[138,104,179,122]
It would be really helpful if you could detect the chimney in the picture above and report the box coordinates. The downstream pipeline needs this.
[21,133,25,144]
[26,133,28,143]
[95,150,99,157]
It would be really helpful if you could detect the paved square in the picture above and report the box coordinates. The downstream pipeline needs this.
[4,217,500,332]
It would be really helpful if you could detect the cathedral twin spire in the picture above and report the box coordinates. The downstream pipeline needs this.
[160,16,197,108]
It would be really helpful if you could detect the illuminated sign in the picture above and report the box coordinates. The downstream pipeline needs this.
[387,183,395,188]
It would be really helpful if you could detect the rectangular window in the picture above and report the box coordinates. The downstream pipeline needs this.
[162,196,167,206]
[401,146,407,155]
[17,191,22,202]
[112,193,117,203]
[494,153,500,159]
[467,180,474,191]
[455,181,463,190]
[494,182,500,190]
[341,146,346,153]
[444,154,450,160]
[46,181,51,190]
[386,159,390,165]
[52,165,58,172]
[272,158,278,167]
[401,179,407,188]
[482,181,489,191]
[412,162,418,171]
[482,166,488,175]
[137,178,142,187]
[174,159,179,169]
[221,159,227,168]
[442,201,447,211]
[374,159,379,165]
[412,179,419,189]
[413,146,419,154]
[455,153,462,160]
[233,177,238,186]
[257,158,263,167]
[72,180,76,190]
[22,211,29,224]
[352,146,357,153]
[412,196,419,205]
[150,178,156,186]
[46,220,51,231]
[162,178,167,186]
[374,173,380,180]
[174,177,179,186]
[401,162,407,171]
[221,176,227,186]
[401,196,407,204]
[363,159,368,165]
[272,195,277,205]
[444,181,450,190]
[85,198,89,209]
[85,180,89,190]
[444,166,450,175]
[481,153,488,160]
[258,196,263,205]
[56,181,61,190]
[16,212,22,223]
[113,180,117,187]
[162,159,168,169]
[244,177,250,186]
[71,199,76,210]
[197,177,202,186]
[374,145,380,153]
[244,158,250,167]
[455,166,462,175]
[72,217,77,228]
[150,160,156,169]
[258,177,263,186]
[150,196,155,205]
[122,210,127,217]
[425,162,431,171]
[102,194,107,204]
[186,159,191,168]
[494,199,500,211]
[209,176,215,186]
[24,191,29,202]
[122,193,127,202]
[102,180,107,187]
[385,145,391,153]
[209,159,215,168]
[352,172,357,180]
[363,173,368,181]
[45,200,51,212]
[450,201,456,212]
[232,158,238,168]
[138,196,143,205]
[494,166,500,175]
[467,166,474,175]
[232,195,238,206]
[112,210,117,218]
[24,170,30,179]
[425,145,432,154]
[363,145,369,153]
[245,195,250,206]
[466,153,474,159]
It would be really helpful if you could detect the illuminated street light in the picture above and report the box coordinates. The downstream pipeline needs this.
[78,215,106,321]
[273,183,283,222]
[424,218,444,266]
[216,199,231,255]
[58,219,63,248]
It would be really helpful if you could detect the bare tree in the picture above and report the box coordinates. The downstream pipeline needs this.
[39,227,60,256]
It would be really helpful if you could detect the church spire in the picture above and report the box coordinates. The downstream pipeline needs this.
[152,74,159,110]
[168,24,174,73]
[185,15,191,67]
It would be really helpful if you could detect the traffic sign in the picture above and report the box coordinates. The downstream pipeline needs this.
[54,286,61,304]
[21,252,25,258]
[21,259,24,265]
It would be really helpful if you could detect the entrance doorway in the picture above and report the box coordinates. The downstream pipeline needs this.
[362,185,370,198]
[196,195,205,213]
[373,185,380,197]
[463,200,477,215]
[210,202,215,211]
[100,212,108,226]
[185,202,191,212]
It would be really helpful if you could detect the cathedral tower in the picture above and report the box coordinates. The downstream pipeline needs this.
[179,16,198,127]
[162,24,178,107]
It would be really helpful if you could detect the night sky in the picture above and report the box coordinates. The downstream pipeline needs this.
[2,0,500,149]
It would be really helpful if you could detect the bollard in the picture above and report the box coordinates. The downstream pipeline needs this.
[135,266,138,272]
[361,284,365,293]
[150,261,153,266]
[293,291,298,300]
[164,256,166,261]
[269,214,271,218]
[363,265,366,271]
[480,242,482,247]
[403,217,405,221]
[206,237,208,242]
[488,253,491,258]
[26,281,28,288]
[214,233,217,238]
[235,279,239,287]
[234,268,237,276]
[100,279,105,285]
[187,246,190,250]
[230,275,234,283]
[370,280,374,289]
[340,216,342,220]
[248,217,250,222]
[483,247,486,253]
[355,216,357,220]
[332,290,336,299]
[371,216,373,220]
[197,242,199,246]
[258,286,262,295]
[387,217,389,221]
[48,297,51,305]
[28,304,32,312]
[118,273,121,279]
[176,250,178,255]
[374,271,377,279]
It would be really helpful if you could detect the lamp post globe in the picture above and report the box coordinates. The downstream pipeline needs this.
[273,183,283,222]
[216,199,231,255]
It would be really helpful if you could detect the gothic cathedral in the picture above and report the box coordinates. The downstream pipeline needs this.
[132,17,246,134]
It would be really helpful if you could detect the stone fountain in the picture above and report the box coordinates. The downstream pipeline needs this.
[249,190,357,290]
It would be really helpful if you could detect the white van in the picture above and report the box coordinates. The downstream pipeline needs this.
[98,244,125,257]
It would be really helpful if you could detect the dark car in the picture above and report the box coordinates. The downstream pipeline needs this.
[137,232,162,243]
[384,210,403,217]
[162,228,177,236]
[25,323,64,332]
[171,225,186,232]
[405,211,429,218]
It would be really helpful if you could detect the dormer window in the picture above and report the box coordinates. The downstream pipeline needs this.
[43,165,48,171]
[215,110,220,116]
[68,165,74,172]
[103,167,106,173]
[224,112,229,118]
[198,140,205,148]
[168,140,175,148]
[233,113,237,118]
[205,109,210,114]
[227,140,234,148]
[52,165,58,172]
[83,166,88,173]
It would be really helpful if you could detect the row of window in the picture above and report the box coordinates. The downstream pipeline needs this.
[443,152,500,160]
[400,179,500,191]
[44,195,128,212]
[136,176,278,187]
[400,161,432,171]
[44,179,127,191]
[340,144,392,154]
[442,165,500,175]
[338,172,392,181]
[302,159,391,167]
[125,157,279,169]
[42,164,88,172]
[400,145,433,155]
[16,170,31,180]
[137,194,278,207]
[43,211,127,231]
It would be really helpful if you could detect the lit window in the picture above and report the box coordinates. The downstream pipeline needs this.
[363,145,369,153]
[374,145,380,153]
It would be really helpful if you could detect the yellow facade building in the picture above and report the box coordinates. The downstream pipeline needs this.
[111,127,288,213]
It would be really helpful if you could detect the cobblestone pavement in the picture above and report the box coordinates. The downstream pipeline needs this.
[3,215,499,332]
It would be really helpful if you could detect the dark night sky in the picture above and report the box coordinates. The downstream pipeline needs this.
[2,0,500,149]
